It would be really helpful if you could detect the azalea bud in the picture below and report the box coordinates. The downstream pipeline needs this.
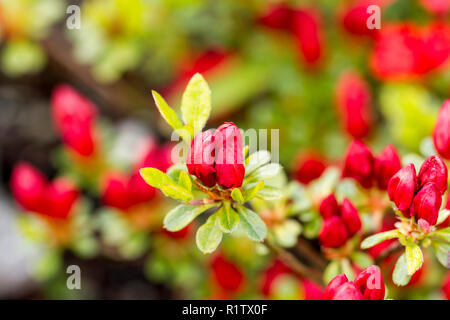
[418,155,448,194]
[323,274,349,300]
[336,71,373,139]
[340,2,380,38]
[319,216,349,248]
[211,256,244,292]
[374,144,402,190]
[214,123,245,189]
[388,163,417,212]
[331,282,364,300]
[51,85,98,157]
[187,130,216,187]
[341,198,362,236]
[291,9,323,65]
[10,163,46,213]
[293,152,326,185]
[101,173,131,211]
[319,194,339,219]
[342,140,374,188]
[43,178,79,219]
[354,265,385,300]
[411,182,442,226]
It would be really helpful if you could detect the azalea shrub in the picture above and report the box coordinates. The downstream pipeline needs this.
[1,0,450,300]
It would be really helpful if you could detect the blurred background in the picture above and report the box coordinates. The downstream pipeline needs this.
[0,0,449,299]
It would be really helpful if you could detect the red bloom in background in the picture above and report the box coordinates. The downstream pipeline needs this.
[324,265,385,300]
[293,151,326,185]
[433,100,450,160]
[259,3,293,30]
[51,84,98,157]
[163,223,192,240]
[443,272,450,299]
[11,163,79,219]
[211,255,245,293]
[335,71,373,139]
[371,23,450,80]
[291,9,323,66]
[419,0,450,15]
[342,140,374,188]
[374,144,402,190]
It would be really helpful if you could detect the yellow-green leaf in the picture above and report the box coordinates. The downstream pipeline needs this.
[196,214,222,254]
[181,73,211,135]
[178,171,192,192]
[152,90,183,130]
[139,167,174,189]
[161,184,193,202]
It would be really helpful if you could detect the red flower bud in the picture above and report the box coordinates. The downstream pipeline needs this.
[323,274,349,300]
[211,256,245,292]
[374,144,402,190]
[101,173,132,211]
[336,71,373,139]
[388,163,417,212]
[259,3,293,30]
[342,140,374,188]
[291,9,323,65]
[43,178,79,219]
[319,194,339,219]
[411,182,442,226]
[354,265,385,300]
[51,85,98,157]
[214,123,245,189]
[293,152,326,185]
[418,155,448,194]
[319,216,349,248]
[433,100,450,160]
[341,198,362,236]
[340,1,381,38]
[331,282,364,300]
[187,130,216,187]
[10,163,46,213]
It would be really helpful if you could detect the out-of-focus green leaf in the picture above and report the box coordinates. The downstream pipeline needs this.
[323,260,341,285]
[244,163,282,184]
[245,150,272,175]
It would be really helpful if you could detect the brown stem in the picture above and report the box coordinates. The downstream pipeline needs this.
[194,180,222,201]
[264,239,324,287]
[295,238,328,271]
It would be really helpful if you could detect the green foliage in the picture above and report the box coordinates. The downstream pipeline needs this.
[164,204,218,232]
[361,230,400,249]
[236,205,267,242]
[196,214,223,254]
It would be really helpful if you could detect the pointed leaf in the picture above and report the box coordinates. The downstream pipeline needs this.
[245,150,272,175]
[405,244,423,276]
[178,171,192,192]
[245,163,282,184]
[393,253,412,286]
[181,73,211,135]
[361,230,400,249]
[196,214,223,254]
[140,167,174,189]
[218,201,239,233]
[236,205,267,242]
[231,188,245,204]
[152,90,183,130]
[161,184,193,202]
[256,186,283,201]
[163,203,218,231]
[244,181,264,201]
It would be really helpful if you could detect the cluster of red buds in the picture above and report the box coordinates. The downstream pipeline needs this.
[388,155,448,230]
[343,140,402,190]
[318,194,362,248]
[324,265,385,300]
[259,4,323,65]
[187,122,245,190]
[51,85,99,158]
[11,163,79,220]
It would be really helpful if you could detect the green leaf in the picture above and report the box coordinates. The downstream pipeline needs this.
[361,230,399,249]
[431,241,450,268]
[323,260,341,284]
[178,171,192,192]
[341,258,355,281]
[152,90,183,131]
[161,184,193,202]
[218,201,239,233]
[140,167,174,189]
[351,252,374,269]
[231,188,245,203]
[255,186,283,201]
[244,181,264,201]
[437,209,450,225]
[245,163,282,184]
[196,214,223,254]
[405,244,423,276]
[236,205,267,242]
[164,203,218,231]
[181,73,211,135]
[431,227,450,242]
[273,220,302,248]
[245,150,271,175]
[392,253,412,286]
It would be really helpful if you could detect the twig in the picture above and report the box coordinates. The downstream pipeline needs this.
[295,237,328,271]
[264,239,324,287]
